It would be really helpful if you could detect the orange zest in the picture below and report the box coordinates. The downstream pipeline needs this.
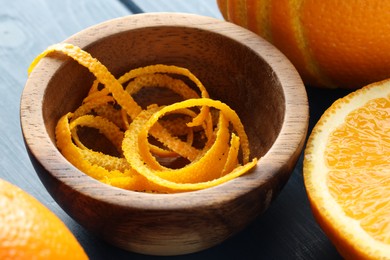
[30,43,258,193]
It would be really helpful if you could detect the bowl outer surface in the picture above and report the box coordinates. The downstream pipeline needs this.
[21,13,308,255]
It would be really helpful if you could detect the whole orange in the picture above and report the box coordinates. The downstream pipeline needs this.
[0,179,88,259]
[217,0,390,89]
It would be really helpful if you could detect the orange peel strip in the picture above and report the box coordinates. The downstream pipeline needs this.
[69,114,124,152]
[87,79,105,95]
[123,138,257,192]
[129,106,231,180]
[125,73,200,99]
[56,113,157,191]
[123,72,214,153]
[56,113,126,179]
[151,112,231,182]
[32,43,258,193]
[143,98,251,164]
[117,64,210,127]
[83,89,110,104]
[72,95,115,121]
[29,43,143,120]
[123,98,257,191]
[159,116,197,136]
[149,122,199,161]
[30,43,206,161]
[147,108,198,158]
[78,150,129,172]
[93,104,125,130]
[221,133,240,176]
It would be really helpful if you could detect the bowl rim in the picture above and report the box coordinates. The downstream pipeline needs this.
[20,12,308,210]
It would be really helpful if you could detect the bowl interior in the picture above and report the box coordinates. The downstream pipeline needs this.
[42,25,285,160]
[21,14,309,256]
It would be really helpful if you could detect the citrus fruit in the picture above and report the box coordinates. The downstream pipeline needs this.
[217,0,390,89]
[0,178,88,259]
[303,79,390,258]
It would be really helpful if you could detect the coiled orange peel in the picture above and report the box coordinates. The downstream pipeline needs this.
[29,43,258,193]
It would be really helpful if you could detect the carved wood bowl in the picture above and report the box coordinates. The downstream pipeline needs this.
[20,13,308,256]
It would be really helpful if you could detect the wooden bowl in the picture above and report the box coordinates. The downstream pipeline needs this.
[20,13,308,256]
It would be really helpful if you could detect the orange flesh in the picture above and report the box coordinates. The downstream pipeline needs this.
[325,95,390,243]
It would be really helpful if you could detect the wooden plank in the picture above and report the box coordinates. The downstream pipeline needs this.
[132,0,223,19]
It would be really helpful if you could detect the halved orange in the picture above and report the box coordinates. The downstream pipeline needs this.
[303,79,390,259]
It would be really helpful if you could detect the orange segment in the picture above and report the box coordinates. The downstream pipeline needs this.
[303,79,390,259]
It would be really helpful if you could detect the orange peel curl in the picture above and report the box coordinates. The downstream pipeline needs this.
[29,43,258,193]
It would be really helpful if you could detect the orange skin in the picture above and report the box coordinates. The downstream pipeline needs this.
[217,0,390,89]
[0,179,88,260]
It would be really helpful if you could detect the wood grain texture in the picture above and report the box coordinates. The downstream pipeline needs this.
[21,13,308,255]
[132,0,223,19]
[0,0,130,255]
[0,0,130,186]
[1,0,347,259]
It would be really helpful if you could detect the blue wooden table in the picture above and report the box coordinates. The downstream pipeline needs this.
[0,1,352,259]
